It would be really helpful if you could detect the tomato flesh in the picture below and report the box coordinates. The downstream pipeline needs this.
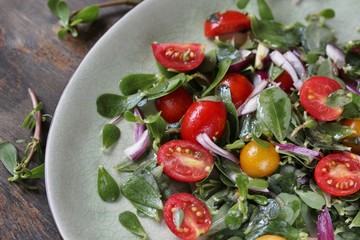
[274,70,294,94]
[299,76,343,122]
[163,193,211,240]
[204,10,251,37]
[217,73,253,108]
[314,152,360,196]
[155,87,193,123]
[180,100,227,143]
[157,140,214,182]
[151,43,205,72]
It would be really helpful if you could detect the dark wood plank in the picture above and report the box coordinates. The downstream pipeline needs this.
[0,0,136,238]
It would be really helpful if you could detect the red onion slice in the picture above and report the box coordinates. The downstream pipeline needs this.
[228,50,255,72]
[237,79,268,116]
[345,83,360,95]
[196,133,239,163]
[270,50,303,90]
[283,50,306,79]
[124,129,150,161]
[254,43,270,70]
[276,143,323,160]
[326,43,345,69]
[317,207,334,240]
[134,107,146,142]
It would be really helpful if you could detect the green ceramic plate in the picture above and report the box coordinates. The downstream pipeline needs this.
[45,0,359,239]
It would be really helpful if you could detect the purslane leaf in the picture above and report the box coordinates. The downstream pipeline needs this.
[237,0,250,9]
[257,0,274,20]
[119,74,158,96]
[119,211,148,239]
[72,5,100,23]
[102,124,121,150]
[56,0,70,26]
[47,0,61,17]
[97,165,120,202]
[202,58,232,97]
[0,142,18,175]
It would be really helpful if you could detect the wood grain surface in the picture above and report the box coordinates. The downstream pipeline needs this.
[0,1,137,239]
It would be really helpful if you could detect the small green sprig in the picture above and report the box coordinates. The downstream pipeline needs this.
[47,0,140,39]
[0,89,47,189]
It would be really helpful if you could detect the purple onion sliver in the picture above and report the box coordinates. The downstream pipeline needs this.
[346,84,360,95]
[124,129,150,161]
[276,143,323,159]
[133,107,146,142]
[228,53,255,72]
[283,51,306,79]
[237,80,267,116]
[238,96,257,115]
[196,133,239,163]
[326,43,345,69]
[317,207,334,240]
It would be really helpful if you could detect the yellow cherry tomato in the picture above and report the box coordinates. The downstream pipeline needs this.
[240,141,280,178]
[340,118,360,154]
[256,235,286,240]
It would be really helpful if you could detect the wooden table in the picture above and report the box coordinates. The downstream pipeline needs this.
[0,1,138,238]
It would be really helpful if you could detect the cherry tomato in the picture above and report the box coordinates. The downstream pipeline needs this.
[340,118,360,154]
[299,76,343,122]
[274,70,294,94]
[240,141,280,178]
[151,43,205,72]
[163,193,212,240]
[180,100,227,143]
[157,140,214,182]
[314,152,360,196]
[204,10,251,37]
[256,235,286,240]
[155,87,193,123]
[217,73,253,108]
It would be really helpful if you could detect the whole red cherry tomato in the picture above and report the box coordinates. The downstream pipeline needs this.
[217,73,253,108]
[204,10,251,37]
[274,70,294,94]
[180,100,227,143]
[151,43,205,72]
[155,87,193,123]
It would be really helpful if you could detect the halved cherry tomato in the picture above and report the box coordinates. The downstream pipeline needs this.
[256,235,286,240]
[274,70,294,94]
[340,118,360,154]
[299,76,343,122]
[163,193,212,240]
[157,140,214,182]
[240,141,280,178]
[204,10,251,37]
[217,73,253,108]
[155,87,193,123]
[180,100,227,143]
[314,152,360,196]
[151,43,205,72]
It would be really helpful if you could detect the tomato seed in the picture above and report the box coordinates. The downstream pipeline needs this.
[327,179,333,184]
[196,211,203,217]
[191,206,197,212]
[349,179,354,186]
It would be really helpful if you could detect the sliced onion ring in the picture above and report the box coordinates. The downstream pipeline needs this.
[283,50,306,79]
[326,43,345,69]
[196,133,239,163]
[124,129,150,161]
[134,107,146,142]
[317,206,334,240]
[276,143,323,160]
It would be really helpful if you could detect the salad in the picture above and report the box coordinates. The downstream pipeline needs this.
[96,1,360,239]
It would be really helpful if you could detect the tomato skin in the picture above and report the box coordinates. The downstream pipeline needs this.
[217,73,253,108]
[151,43,205,72]
[163,193,212,240]
[299,76,343,122]
[240,141,280,178]
[157,140,214,182]
[204,10,251,37]
[274,70,294,94]
[340,118,360,154]
[180,100,227,143]
[155,87,193,123]
[314,152,360,196]
[256,235,286,240]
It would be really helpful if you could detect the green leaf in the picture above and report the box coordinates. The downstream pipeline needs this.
[319,8,335,19]
[236,0,250,9]
[235,173,249,200]
[202,58,232,97]
[97,165,120,202]
[72,5,99,23]
[257,87,291,142]
[294,189,325,210]
[173,208,184,229]
[96,92,144,118]
[57,28,68,39]
[121,175,163,210]
[341,92,360,118]
[350,210,360,228]
[119,211,147,239]
[102,124,121,150]
[119,74,158,96]
[257,0,274,20]
[301,22,335,54]
[48,0,60,16]
[277,193,302,225]
[70,19,83,27]
[0,142,18,175]
[146,114,167,144]
[251,16,300,49]
[23,164,45,179]
[326,90,352,107]
[225,203,243,230]
[248,178,268,189]
[146,73,188,100]
[56,1,70,26]
[131,201,160,221]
